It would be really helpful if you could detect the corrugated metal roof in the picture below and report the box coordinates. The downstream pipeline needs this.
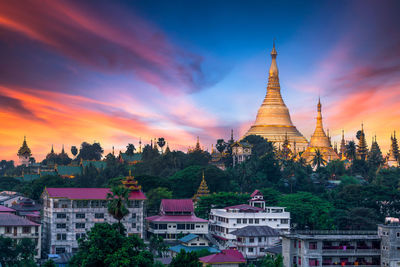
[231,225,279,237]
[199,249,245,264]
[145,215,207,222]
[0,213,39,226]
[161,199,194,213]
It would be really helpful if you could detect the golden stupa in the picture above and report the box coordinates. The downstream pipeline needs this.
[301,99,339,164]
[193,171,210,202]
[244,43,308,150]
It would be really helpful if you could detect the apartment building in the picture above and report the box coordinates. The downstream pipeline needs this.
[41,174,146,254]
[209,190,290,242]
[379,222,400,267]
[281,230,381,267]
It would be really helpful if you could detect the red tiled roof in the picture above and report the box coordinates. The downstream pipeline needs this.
[146,215,207,223]
[45,188,146,200]
[161,199,193,213]
[0,213,39,226]
[250,189,262,197]
[0,205,15,213]
[224,204,264,212]
[199,249,246,264]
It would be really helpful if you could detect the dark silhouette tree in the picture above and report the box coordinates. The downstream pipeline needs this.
[216,139,227,154]
[107,186,130,233]
[71,146,78,157]
[345,141,357,161]
[125,143,135,156]
[312,149,326,169]
[157,138,166,153]
[77,142,104,160]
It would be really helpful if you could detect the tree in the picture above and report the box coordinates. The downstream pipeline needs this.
[43,259,57,267]
[170,250,201,267]
[77,142,104,160]
[345,141,357,161]
[368,139,383,170]
[278,192,334,229]
[157,138,166,153]
[0,237,36,266]
[107,186,130,233]
[259,254,283,267]
[0,236,18,266]
[241,135,274,157]
[17,238,36,263]
[69,223,154,267]
[216,139,226,153]
[126,144,135,156]
[71,146,78,157]
[146,187,173,215]
[312,149,326,169]
[149,235,169,257]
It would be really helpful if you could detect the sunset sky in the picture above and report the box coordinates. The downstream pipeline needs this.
[1,0,400,161]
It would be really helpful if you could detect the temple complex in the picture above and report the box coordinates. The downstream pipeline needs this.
[301,99,339,164]
[244,43,308,150]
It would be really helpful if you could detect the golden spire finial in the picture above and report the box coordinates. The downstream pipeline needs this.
[129,169,131,177]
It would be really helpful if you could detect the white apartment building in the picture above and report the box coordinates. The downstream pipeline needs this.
[42,185,146,255]
[209,190,290,242]
[0,212,41,259]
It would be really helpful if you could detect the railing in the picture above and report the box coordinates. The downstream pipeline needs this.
[322,249,380,255]
[293,230,378,235]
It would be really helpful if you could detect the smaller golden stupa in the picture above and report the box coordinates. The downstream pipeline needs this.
[301,98,339,164]
[193,171,210,202]
[122,170,142,191]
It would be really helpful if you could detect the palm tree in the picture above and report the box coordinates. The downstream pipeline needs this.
[157,138,166,153]
[312,149,327,169]
[346,141,357,161]
[71,146,78,158]
[107,186,130,234]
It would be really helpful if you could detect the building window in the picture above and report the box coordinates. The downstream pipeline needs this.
[258,237,262,242]
[76,223,85,229]
[177,224,185,230]
[243,219,247,224]
[55,247,66,254]
[255,219,259,224]
[293,256,297,265]
[5,227,12,234]
[132,213,137,219]
[309,242,317,250]
[56,223,66,229]
[76,233,86,240]
[309,258,319,266]
[57,233,67,240]
[397,232,400,238]
[248,248,254,253]
[237,219,241,224]
[132,223,136,228]
[281,219,289,224]
[76,213,85,219]
[298,240,301,248]
[249,219,253,224]
[158,224,167,230]
[249,238,254,243]
[22,226,31,234]
[56,213,67,219]
[94,213,104,219]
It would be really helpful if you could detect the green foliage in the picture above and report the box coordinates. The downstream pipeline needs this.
[195,192,250,219]
[149,235,169,257]
[170,250,201,267]
[339,175,360,187]
[28,175,72,200]
[126,144,136,156]
[241,135,274,157]
[69,223,154,267]
[312,149,327,168]
[258,254,283,267]
[260,188,281,205]
[146,187,173,216]
[278,192,334,229]
[0,236,37,267]
[332,207,380,230]
[169,165,230,198]
[135,175,171,192]
[43,259,57,267]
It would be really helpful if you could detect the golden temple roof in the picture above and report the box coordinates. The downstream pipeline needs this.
[121,170,142,191]
[193,171,210,201]
[17,136,31,157]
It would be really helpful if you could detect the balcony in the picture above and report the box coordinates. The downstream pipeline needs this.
[322,264,379,267]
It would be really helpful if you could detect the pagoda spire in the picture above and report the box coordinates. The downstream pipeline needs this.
[121,170,142,191]
[357,124,368,160]
[17,136,32,157]
[51,144,54,154]
[193,170,210,202]
[309,98,330,148]
[195,136,201,151]
[339,130,347,159]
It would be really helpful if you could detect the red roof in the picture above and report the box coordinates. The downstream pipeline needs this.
[0,213,39,226]
[0,206,15,213]
[199,249,246,264]
[250,189,262,197]
[224,204,263,212]
[45,188,146,200]
[161,199,193,213]
[146,215,207,223]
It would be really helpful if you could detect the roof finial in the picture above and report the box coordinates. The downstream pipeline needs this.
[271,39,277,56]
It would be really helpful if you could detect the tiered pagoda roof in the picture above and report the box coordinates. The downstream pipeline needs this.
[121,171,142,191]
[17,136,31,157]
[193,171,210,201]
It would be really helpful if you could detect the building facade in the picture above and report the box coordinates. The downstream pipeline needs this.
[209,190,290,242]
[41,174,146,254]
[146,199,208,241]
[282,230,381,267]
[231,225,279,260]
[379,223,400,266]
[231,141,252,167]
[0,213,41,259]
